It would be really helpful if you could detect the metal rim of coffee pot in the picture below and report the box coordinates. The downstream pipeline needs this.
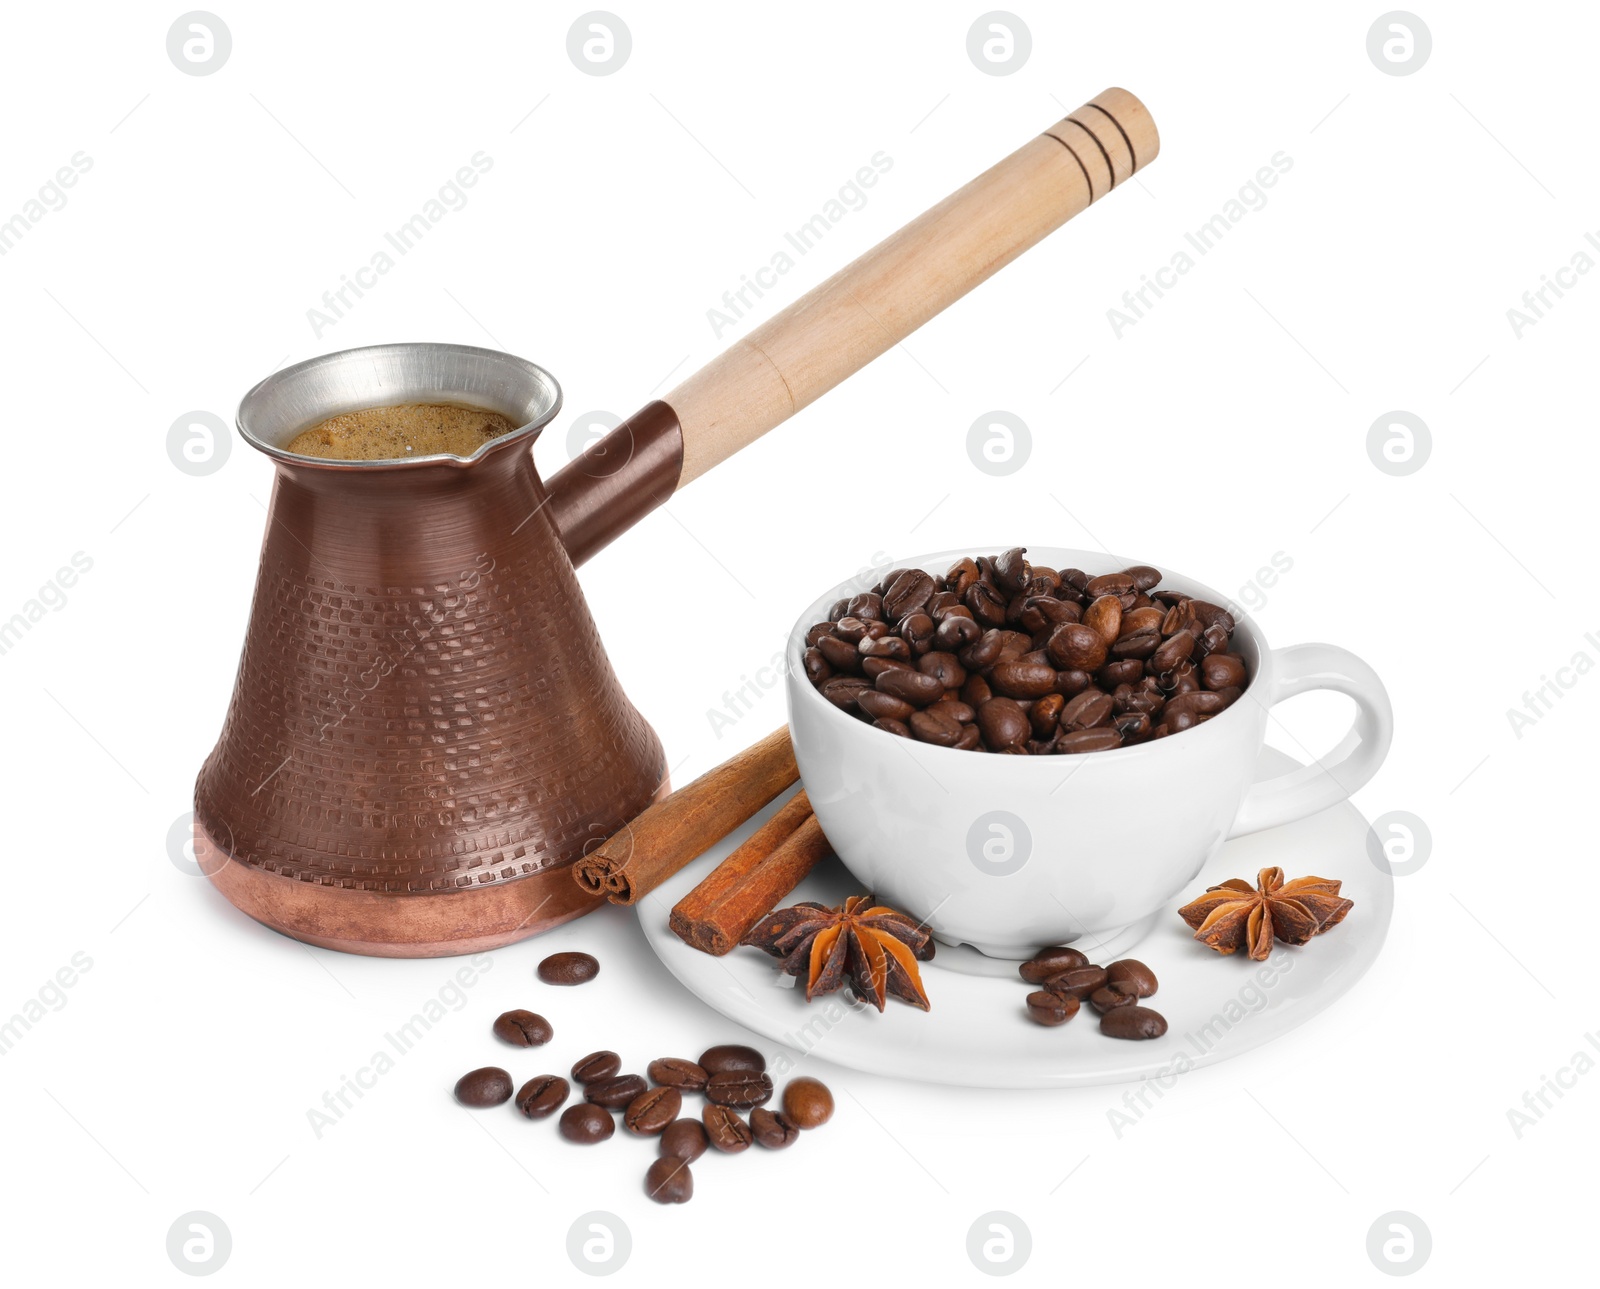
[236,341,563,470]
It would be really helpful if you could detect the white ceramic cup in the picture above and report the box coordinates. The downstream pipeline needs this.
[785,548,1393,959]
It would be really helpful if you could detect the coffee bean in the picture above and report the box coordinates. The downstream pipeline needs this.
[883,569,935,619]
[934,613,982,651]
[537,951,599,986]
[648,1057,708,1091]
[514,1075,570,1119]
[1029,693,1064,738]
[586,1073,648,1108]
[1083,594,1123,645]
[1105,958,1159,998]
[802,648,831,686]
[848,592,884,621]
[1100,1005,1168,1040]
[1060,689,1113,730]
[909,706,963,746]
[1110,627,1160,660]
[492,1009,552,1047]
[559,1102,615,1144]
[1047,622,1108,671]
[1057,728,1123,753]
[659,1117,708,1163]
[816,634,860,673]
[1085,573,1135,598]
[698,1044,766,1075]
[1121,605,1165,635]
[919,651,967,690]
[876,666,944,707]
[994,547,1030,592]
[900,611,935,652]
[706,1070,774,1109]
[1150,629,1195,674]
[873,717,912,738]
[857,688,916,721]
[750,1107,802,1149]
[1089,986,1136,1014]
[644,1156,694,1204]
[976,697,1030,750]
[859,634,910,661]
[989,658,1058,700]
[1123,564,1162,592]
[1201,652,1247,689]
[1046,966,1109,999]
[1019,945,1090,983]
[571,1051,621,1084]
[820,675,871,709]
[780,1076,834,1129]
[624,1086,683,1136]
[946,556,980,596]
[454,1067,513,1108]
[1026,990,1080,1025]
[702,1104,753,1153]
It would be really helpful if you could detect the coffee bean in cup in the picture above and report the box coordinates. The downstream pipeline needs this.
[803,552,1248,754]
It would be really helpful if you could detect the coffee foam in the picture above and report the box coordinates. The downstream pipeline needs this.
[286,402,519,461]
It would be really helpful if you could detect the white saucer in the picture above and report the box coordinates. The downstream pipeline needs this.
[637,748,1392,1088]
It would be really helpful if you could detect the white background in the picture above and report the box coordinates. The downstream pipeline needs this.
[1,1,1594,1282]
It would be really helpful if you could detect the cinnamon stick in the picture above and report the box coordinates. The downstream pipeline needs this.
[670,811,833,956]
[666,789,810,931]
[571,727,797,905]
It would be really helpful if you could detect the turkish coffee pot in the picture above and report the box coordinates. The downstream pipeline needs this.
[195,90,1159,955]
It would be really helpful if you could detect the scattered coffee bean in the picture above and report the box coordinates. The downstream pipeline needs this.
[514,1075,570,1119]
[780,1076,834,1129]
[1019,946,1090,983]
[647,1057,708,1091]
[492,1009,552,1047]
[571,1050,621,1084]
[585,1073,648,1108]
[698,1044,766,1075]
[1045,966,1109,999]
[537,951,599,985]
[1105,958,1159,998]
[624,1086,683,1136]
[1089,986,1136,1015]
[645,1156,694,1204]
[559,1102,615,1144]
[751,1108,801,1149]
[705,1070,774,1109]
[1101,1005,1169,1040]
[805,553,1248,754]
[702,1104,753,1153]
[659,1118,709,1163]
[454,1067,513,1108]
[1026,990,1080,1026]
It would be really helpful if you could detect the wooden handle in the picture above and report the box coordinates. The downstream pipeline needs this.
[668,87,1158,486]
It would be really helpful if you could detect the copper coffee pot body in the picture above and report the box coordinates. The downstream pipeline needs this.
[197,91,1160,957]
[196,345,674,956]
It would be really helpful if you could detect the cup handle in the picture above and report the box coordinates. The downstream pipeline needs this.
[1227,643,1393,838]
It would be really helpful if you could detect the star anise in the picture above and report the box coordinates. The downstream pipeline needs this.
[740,895,933,1011]
[1178,866,1353,961]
